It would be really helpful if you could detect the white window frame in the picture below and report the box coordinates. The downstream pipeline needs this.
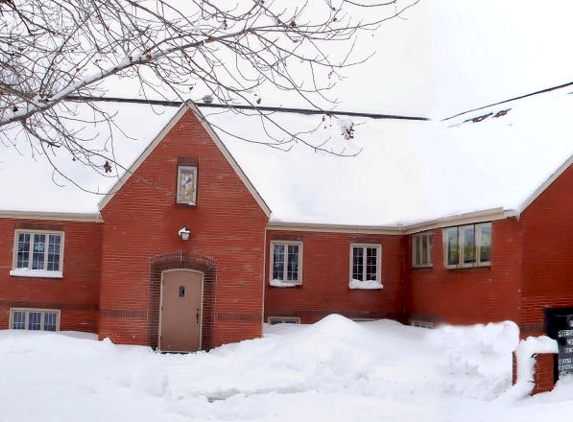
[11,230,64,278]
[412,231,433,268]
[9,308,60,331]
[176,165,198,205]
[269,241,303,285]
[350,243,382,283]
[443,222,492,269]
[267,316,301,325]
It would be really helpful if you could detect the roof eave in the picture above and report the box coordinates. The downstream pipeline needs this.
[266,207,519,235]
[266,220,405,235]
[0,210,103,223]
[404,207,518,234]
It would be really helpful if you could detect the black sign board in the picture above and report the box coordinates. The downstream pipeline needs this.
[545,307,573,377]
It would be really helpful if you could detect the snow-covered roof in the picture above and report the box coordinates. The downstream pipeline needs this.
[3,85,573,228]
[0,102,175,219]
[202,85,573,227]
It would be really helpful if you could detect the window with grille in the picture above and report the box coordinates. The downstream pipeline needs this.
[11,230,64,278]
[351,244,381,282]
[270,241,302,285]
[10,308,60,331]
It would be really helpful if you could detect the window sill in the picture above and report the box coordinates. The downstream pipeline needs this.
[269,279,300,288]
[348,280,383,290]
[10,269,63,279]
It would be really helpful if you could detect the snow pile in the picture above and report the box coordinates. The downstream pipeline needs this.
[2,315,571,421]
[429,321,520,400]
[164,314,438,401]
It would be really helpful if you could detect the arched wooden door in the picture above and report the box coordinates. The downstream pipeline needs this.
[159,269,203,352]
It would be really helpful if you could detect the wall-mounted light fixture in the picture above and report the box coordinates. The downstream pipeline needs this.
[178,226,191,241]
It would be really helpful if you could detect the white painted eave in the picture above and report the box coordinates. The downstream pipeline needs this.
[266,207,518,235]
[266,220,405,235]
[403,207,518,234]
[0,210,103,223]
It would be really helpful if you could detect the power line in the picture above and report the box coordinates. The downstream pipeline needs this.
[65,96,430,122]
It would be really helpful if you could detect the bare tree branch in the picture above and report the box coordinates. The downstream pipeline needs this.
[0,0,419,181]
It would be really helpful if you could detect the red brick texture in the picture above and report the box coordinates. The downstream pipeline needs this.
[98,108,269,348]
[409,218,522,327]
[0,218,102,333]
[519,164,573,335]
[531,353,556,394]
[264,230,408,323]
[512,351,556,395]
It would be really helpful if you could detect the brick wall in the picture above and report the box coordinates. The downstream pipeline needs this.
[519,164,573,335]
[99,108,268,348]
[264,230,407,323]
[409,218,522,326]
[532,353,556,394]
[0,218,102,333]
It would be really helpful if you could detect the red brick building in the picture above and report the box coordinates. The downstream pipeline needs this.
[2,86,573,364]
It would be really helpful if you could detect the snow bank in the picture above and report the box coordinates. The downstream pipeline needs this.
[0,316,545,421]
[429,320,520,400]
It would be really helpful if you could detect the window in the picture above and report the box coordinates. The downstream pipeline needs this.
[268,316,301,325]
[411,320,434,329]
[443,223,492,268]
[176,165,198,205]
[412,232,433,268]
[270,241,302,285]
[11,230,64,278]
[10,308,60,331]
[350,244,382,288]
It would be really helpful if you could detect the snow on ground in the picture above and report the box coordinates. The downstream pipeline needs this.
[0,314,572,421]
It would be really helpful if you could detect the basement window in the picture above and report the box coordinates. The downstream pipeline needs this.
[411,320,434,329]
[443,223,492,268]
[268,316,301,325]
[10,308,60,331]
[10,230,64,278]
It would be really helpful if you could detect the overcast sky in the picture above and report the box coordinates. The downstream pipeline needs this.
[103,1,573,120]
[332,0,573,118]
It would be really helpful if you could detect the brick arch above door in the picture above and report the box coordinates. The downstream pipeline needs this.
[148,252,217,350]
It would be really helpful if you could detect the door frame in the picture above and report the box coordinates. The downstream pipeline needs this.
[158,268,204,352]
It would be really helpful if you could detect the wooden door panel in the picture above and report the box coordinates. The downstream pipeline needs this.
[160,270,203,352]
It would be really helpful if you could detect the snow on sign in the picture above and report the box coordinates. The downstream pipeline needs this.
[545,308,573,377]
